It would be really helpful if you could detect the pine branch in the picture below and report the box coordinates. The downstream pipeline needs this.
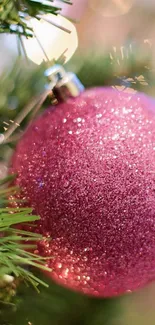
[0,0,72,36]
[0,174,51,301]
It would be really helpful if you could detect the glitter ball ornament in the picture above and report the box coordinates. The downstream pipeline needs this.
[11,87,155,297]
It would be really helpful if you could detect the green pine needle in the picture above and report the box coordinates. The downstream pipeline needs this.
[0,175,51,291]
[0,0,72,36]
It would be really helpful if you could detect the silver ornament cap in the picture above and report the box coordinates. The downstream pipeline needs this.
[44,64,85,102]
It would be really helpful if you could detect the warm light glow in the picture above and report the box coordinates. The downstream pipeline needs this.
[90,0,134,17]
[22,14,78,65]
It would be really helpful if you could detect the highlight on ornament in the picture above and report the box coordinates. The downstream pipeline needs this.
[10,68,155,297]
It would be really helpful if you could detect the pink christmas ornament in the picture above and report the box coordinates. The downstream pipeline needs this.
[11,87,155,297]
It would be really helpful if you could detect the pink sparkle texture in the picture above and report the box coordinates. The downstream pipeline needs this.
[11,87,155,297]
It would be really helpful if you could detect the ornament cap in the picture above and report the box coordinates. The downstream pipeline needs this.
[44,65,84,102]
[44,64,66,83]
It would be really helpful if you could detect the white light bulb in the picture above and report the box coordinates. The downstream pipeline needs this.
[22,14,78,64]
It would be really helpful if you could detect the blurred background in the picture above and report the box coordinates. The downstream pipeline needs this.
[1,0,155,324]
[1,0,155,69]
[1,0,155,70]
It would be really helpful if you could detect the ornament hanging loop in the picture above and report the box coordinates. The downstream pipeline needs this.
[45,64,85,102]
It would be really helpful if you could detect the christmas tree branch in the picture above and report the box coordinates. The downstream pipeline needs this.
[0,174,51,297]
[0,0,72,36]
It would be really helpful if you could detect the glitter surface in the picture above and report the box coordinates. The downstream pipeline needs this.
[11,87,155,297]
